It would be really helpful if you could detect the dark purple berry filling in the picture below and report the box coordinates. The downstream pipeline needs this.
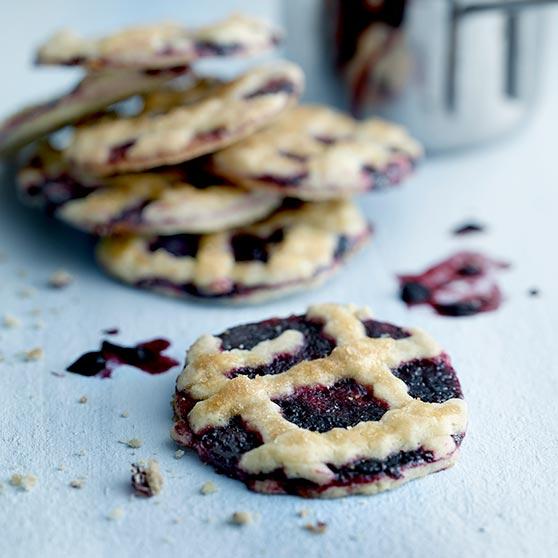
[104,200,150,233]
[195,416,263,475]
[252,172,309,188]
[362,319,410,339]
[273,378,389,432]
[230,228,284,263]
[25,174,99,214]
[194,126,226,144]
[244,78,295,99]
[453,222,485,235]
[391,355,463,403]
[194,41,243,57]
[66,338,178,378]
[362,160,411,190]
[108,140,136,164]
[143,65,190,76]
[149,234,200,258]
[328,447,435,483]
[221,316,336,378]
[177,410,464,496]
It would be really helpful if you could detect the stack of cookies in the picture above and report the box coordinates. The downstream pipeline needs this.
[1,14,422,304]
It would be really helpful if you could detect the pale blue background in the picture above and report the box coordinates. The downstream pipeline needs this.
[1,2,557,557]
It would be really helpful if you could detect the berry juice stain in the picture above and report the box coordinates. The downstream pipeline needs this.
[398,251,510,317]
[67,338,178,378]
[452,222,486,235]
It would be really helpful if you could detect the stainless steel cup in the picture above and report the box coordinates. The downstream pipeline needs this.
[321,0,557,152]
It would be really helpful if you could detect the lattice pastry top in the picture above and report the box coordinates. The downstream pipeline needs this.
[172,304,467,492]
[36,14,281,69]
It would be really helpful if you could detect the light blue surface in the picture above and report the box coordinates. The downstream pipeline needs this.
[1,2,557,557]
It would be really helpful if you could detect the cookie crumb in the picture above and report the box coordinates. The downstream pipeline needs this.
[131,459,163,497]
[3,314,21,329]
[120,410,129,418]
[69,478,85,489]
[174,449,185,460]
[304,521,327,534]
[230,511,253,526]
[48,269,73,289]
[107,507,125,521]
[78,395,88,404]
[10,473,38,491]
[23,347,44,361]
[297,508,309,518]
[18,287,36,299]
[56,464,65,471]
[121,438,143,449]
[200,481,218,495]
[76,449,86,457]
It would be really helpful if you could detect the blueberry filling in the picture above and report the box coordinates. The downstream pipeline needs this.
[244,78,295,99]
[66,338,178,378]
[148,234,200,257]
[194,126,226,143]
[230,228,284,263]
[391,356,463,403]
[221,316,336,378]
[25,174,98,214]
[196,416,263,475]
[143,65,190,76]
[105,200,150,232]
[362,161,410,190]
[194,41,243,57]
[273,379,389,433]
[178,410,464,495]
[253,172,309,187]
[328,447,435,483]
[108,140,136,163]
[362,319,410,339]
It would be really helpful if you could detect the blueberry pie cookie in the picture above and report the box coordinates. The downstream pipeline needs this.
[212,105,422,200]
[36,14,281,69]
[0,66,189,155]
[18,143,281,235]
[96,200,371,303]
[65,62,304,176]
[171,303,467,497]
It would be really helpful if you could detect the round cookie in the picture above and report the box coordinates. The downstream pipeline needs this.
[65,62,304,176]
[0,66,190,156]
[212,104,423,200]
[36,14,280,69]
[171,303,467,498]
[18,143,281,235]
[96,200,371,303]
